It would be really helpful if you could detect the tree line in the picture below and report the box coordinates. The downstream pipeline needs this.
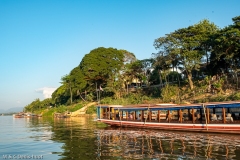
[24,16,240,112]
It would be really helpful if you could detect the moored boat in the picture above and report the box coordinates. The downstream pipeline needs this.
[13,112,25,118]
[96,101,240,134]
[24,113,38,118]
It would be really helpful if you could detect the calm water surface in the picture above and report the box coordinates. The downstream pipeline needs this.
[1,116,240,160]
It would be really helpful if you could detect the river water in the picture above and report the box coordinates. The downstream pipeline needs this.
[1,116,240,160]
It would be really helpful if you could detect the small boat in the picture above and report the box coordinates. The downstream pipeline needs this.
[96,101,240,134]
[24,113,32,117]
[13,112,24,118]
[24,113,38,118]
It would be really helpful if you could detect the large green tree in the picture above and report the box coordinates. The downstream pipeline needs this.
[210,16,240,88]
[79,47,124,97]
[154,20,217,90]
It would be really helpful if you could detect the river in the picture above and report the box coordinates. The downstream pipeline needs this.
[1,116,240,159]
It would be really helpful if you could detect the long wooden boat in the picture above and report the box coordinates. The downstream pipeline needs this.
[96,101,240,134]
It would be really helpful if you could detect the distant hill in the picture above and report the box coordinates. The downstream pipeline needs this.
[0,109,5,113]
[0,107,23,114]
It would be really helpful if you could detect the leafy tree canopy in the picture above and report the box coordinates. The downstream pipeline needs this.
[79,47,124,86]
[154,20,218,90]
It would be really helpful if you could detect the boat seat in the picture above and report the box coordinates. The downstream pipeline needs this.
[226,113,233,122]
[217,114,222,120]
[211,114,218,121]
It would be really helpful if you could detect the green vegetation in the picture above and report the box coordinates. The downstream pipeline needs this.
[85,105,97,114]
[24,16,240,116]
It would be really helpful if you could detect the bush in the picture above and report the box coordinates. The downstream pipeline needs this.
[209,95,227,102]
[55,105,67,113]
[161,85,179,103]
[42,108,56,117]
[101,97,113,104]
[228,92,240,100]
[86,105,97,114]
[86,93,94,101]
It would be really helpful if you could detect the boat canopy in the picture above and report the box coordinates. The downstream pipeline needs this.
[205,101,240,108]
[97,105,123,109]
[97,101,240,111]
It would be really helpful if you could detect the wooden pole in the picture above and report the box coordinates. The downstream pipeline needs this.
[179,109,182,123]
[192,108,195,123]
[141,110,144,122]
[207,108,210,123]
[149,111,152,122]
[168,110,170,123]
[118,109,121,121]
[158,110,160,123]
[223,108,226,124]
[113,109,116,120]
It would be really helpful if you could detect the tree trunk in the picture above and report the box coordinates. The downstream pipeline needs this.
[79,92,86,102]
[70,86,73,104]
[187,73,194,90]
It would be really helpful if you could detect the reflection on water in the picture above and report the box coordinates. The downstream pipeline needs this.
[96,128,240,159]
[1,116,240,159]
[0,116,62,159]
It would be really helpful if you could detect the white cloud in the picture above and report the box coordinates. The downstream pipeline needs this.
[16,100,21,104]
[35,87,57,99]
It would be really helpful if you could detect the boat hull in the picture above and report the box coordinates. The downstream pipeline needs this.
[99,119,240,134]
[14,115,24,118]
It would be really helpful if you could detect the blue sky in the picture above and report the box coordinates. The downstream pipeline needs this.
[0,0,239,110]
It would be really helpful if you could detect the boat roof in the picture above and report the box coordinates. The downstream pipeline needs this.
[97,101,240,111]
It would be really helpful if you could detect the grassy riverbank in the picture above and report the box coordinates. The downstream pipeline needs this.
[34,102,97,117]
